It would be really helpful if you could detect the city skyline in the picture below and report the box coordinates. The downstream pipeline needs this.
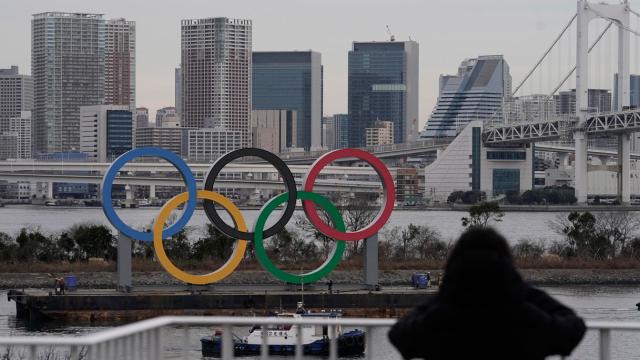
[0,0,579,129]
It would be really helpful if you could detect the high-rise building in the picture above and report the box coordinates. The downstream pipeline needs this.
[80,105,133,162]
[365,120,394,146]
[0,66,33,133]
[613,74,640,110]
[422,55,511,138]
[181,17,252,147]
[333,114,349,149]
[0,134,17,160]
[348,41,419,147]
[321,116,335,150]
[32,12,106,154]
[31,12,134,155]
[135,107,149,128]
[251,110,291,153]
[104,18,136,109]
[8,111,32,159]
[556,89,611,114]
[175,67,182,119]
[187,127,243,162]
[252,51,322,150]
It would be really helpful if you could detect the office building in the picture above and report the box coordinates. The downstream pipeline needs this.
[187,127,243,162]
[253,51,322,150]
[348,41,419,147]
[175,67,182,118]
[251,110,292,153]
[365,120,394,146]
[104,18,136,109]
[333,114,349,149]
[557,89,611,115]
[135,127,192,157]
[181,17,252,147]
[422,55,511,138]
[0,66,32,132]
[322,116,335,150]
[0,133,17,160]
[135,107,149,128]
[613,74,640,110]
[503,94,557,123]
[8,111,32,159]
[80,105,133,162]
[156,107,178,127]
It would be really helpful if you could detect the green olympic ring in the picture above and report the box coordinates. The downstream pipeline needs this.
[253,191,346,284]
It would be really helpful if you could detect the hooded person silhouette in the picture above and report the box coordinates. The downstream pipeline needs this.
[389,227,586,360]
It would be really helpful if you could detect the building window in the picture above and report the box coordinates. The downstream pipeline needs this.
[487,151,526,160]
[492,169,520,196]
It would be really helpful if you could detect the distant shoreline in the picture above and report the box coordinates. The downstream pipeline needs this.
[3,203,640,212]
[3,269,640,290]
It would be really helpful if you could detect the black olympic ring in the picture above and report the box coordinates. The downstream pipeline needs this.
[203,147,298,240]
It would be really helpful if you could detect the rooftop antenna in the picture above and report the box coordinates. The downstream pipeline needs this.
[386,25,395,41]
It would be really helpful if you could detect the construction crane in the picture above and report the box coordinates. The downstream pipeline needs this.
[386,25,395,42]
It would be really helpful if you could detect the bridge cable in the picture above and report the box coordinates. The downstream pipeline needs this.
[548,21,614,98]
[512,13,577,97]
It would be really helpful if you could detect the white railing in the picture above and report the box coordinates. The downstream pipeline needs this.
[0,317,635,360]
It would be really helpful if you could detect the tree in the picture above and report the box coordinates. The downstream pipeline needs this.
[192,224,236,261]
[265,227,319,264]
[70,224,115,260]
[461,201,504,228]
[163,228,192,260]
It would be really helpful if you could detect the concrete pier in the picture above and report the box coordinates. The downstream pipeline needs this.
[8,286,434,323]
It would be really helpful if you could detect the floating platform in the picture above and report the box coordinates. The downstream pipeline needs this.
[8,286,435,323]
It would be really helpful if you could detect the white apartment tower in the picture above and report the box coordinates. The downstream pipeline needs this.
[181,17,252,147]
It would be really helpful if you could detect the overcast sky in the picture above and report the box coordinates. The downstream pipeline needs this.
[1,0,581,128]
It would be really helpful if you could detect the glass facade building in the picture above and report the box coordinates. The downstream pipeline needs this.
[348,41,419,147]
[422,55,511,138]
[333,114,350,149]
[252,51,322,150]
[106,110,133,159]
[492,169,520,195]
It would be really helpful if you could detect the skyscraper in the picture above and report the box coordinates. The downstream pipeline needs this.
[252,51,322,150]
[9,111,32,159]
[348,41,419,147]
[155,106,178,127]
[0,66,32,133]
[421,55,511,138]
[333,114,349,149]
[104,18,136,109]
[181,17,252,147]
[32,12,106,154]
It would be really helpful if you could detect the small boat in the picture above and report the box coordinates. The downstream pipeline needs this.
[201,303,365,357]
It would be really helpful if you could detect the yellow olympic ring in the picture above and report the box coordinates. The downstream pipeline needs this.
[153,190,248,285]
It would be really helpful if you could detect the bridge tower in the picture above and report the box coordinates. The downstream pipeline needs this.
[575,0,631,204]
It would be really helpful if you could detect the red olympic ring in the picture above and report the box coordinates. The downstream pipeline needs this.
[302,148,395,241]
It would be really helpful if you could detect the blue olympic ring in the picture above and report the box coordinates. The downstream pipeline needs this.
[101,147,198,242]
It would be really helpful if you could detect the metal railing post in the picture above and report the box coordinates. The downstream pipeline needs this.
[600,328,611,360]
[260,325,269,360]
[328,325,337,360]
[294,324,303,360]
[182,326,190,360]
[365,326,373,360]
[222,324,233,360]
[29,345,36,360]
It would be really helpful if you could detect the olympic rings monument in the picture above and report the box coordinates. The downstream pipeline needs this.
[8,147,438,323]
[102,147,395,291]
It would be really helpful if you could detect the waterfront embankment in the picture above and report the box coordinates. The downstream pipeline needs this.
[4,269,640,289]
